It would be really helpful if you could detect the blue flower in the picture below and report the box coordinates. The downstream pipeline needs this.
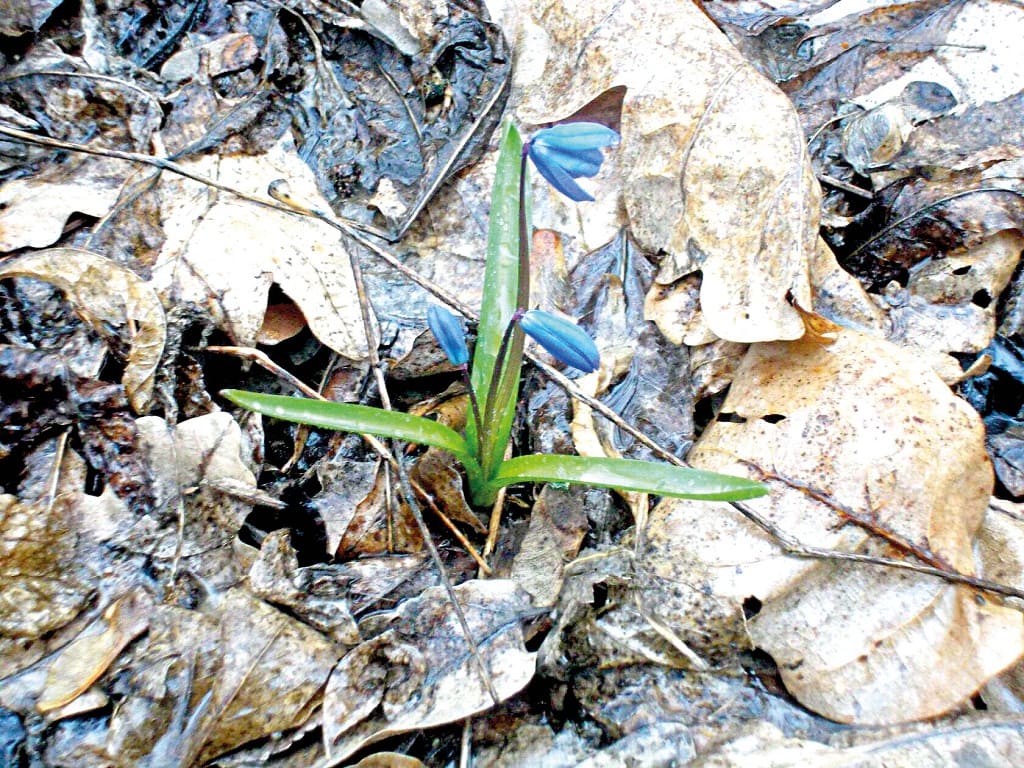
[520,310,600,373]
[427,305,469,366]
[526,122,620,202]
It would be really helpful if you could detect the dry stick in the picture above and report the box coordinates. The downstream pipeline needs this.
[12,127,1022,605]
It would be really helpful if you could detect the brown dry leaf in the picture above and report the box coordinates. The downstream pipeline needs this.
[152,135,370,360]
[0,494,92,641]
[410,448,487,535]
[511,485,590,607]
[0,248,166,412]
[317,458,424,559]
[323,580,535,764]
[503,0,821,342]
[642,329,1024,724]
[37,589,153,714]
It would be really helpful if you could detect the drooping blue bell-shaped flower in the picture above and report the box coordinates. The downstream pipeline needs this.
[526,122,620,202]
[520,309,600,373]
[427,304,470,366]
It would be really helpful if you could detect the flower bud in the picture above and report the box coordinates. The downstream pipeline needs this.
[427,304,469,366]
[520,310,600,373]
[527,122,620,202]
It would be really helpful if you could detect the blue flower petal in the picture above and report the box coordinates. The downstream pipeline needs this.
[527,122,620,202]
[427,304,469,366]
[520,310,600,373]
[532,122,620,152]
[529,147,595,202]
[532,143,604,178]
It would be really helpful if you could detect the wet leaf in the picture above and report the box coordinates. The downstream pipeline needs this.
[0,248,167,413]
[511,484,590,607]
[293,1,510,237]
[691,714,1024,766]
[249,529,361,644]
[322,580,535,764]
[126,413,257,587]
[194,588,338,763]
[506,0,821,342]
[643,329,1024,724]
[316,457,424,559]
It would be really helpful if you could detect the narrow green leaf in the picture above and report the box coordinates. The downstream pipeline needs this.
[469,121,524,479]
[485,454,769,501]
[222,390,483,486]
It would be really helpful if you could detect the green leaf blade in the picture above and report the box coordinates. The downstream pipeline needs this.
[487,455,768,501]
[469,121,524,479]
[222,390,481,483]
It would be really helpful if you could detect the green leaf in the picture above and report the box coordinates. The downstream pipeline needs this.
[469,121,525,481]
[221,390,483,487]
[485,454,769,501]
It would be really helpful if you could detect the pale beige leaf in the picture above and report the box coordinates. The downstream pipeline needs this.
[323,580,535,765]
[642,329,1023,724]
[691,715,1024,767]
[37,589,152,713]
[0,157,130,251]
[506,0,820,342]
[0,248,166,412]
[153,135,370,360]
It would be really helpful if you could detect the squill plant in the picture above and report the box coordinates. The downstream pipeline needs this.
[223,122,766,506]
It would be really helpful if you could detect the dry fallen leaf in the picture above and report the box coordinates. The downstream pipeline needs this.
[0,493,92,641]
[323,579,535,764]
[37,589,153,714]
[501,0,821,342]
[642,329,1024,724]
[152,134,371,360]
[0,248,167,412]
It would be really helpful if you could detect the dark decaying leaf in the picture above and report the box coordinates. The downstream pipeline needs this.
[0,346,154,511]
[846,179,1024,272]
[323,580,535,764]
[962,336,1024,498]
[294,1,509,236]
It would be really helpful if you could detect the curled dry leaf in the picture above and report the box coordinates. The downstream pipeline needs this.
[323,580,535,765]
[0,248,166,413]
[153,135,371,360]
[642,329,1023,724]
[507,0,820,342]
